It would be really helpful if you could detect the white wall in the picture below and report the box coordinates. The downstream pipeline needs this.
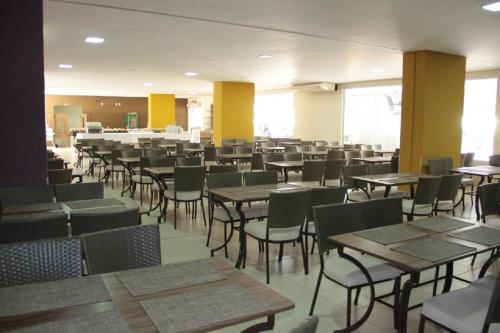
[293,90,343,141]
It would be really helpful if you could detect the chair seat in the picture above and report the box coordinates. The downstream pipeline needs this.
[435,200,454,210]
[212,204,266,222]
[245,221,301,241]
[323,253,402,288]
[131,175,153,184]
[402,199,433,215]
[152,180,173,191]
[461,178,474,186]
[486,218,500,228]
[348,189,407,202]
[471,274,497,292]
[324,179,341,187]
[164,188,201,201]
[304,221,316,234]
[422,283,498,333]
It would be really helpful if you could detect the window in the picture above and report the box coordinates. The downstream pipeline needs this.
[461,78,498,161]
[254,92,294,138]
[343,85,402,150]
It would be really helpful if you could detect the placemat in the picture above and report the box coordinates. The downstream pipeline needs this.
[410,217,474,233]
[9,309,132,333]
[65,198,124,210]
[0,276,111,317]
[116,260,226,296]
[353,224,428,245]
[448,226,500,246]
[141,284,271,333]
[392,238,476,262]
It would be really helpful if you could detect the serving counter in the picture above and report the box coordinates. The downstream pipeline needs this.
[75,131,191,143]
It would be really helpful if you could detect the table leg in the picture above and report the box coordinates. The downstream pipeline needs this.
[384,186,391,197]
[476,176,485,221]
[235,202,247,269]
[398,272,419,333]
[284,168,289,183]
[121,162,134,197]
[210,201,236,257]
[241,315,275,333]
[442,262,454,294]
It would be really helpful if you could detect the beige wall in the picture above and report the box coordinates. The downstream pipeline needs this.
[293,90,343,141]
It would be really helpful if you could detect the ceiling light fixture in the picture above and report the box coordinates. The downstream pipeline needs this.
[483,1,500,11]
[257,54,273,59]
[371,68,384,73]
[58,64,72,69]
[144,82,154,86]
[85,37,105,44]
[185,72,198,77]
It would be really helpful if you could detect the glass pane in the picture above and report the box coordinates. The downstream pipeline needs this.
[254,92,295,138]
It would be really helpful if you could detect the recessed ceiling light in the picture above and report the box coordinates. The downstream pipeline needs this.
[371,68,384,73]
[483,1,500,11]
[144,82,154,87]
[58,64,72,69]
[85,37,105,44]
[257,54,273,59]
[185,72,198,77]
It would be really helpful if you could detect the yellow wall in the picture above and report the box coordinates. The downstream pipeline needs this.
[213,81,255,146]
[148,94,175,128]
[400,51,466,173]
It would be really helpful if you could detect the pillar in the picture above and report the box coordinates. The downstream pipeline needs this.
[0,0,46,186]
[400,51,466,173]
[148,94,175,128]
[213,82,255,146]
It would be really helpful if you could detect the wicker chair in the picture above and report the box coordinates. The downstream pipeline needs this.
[54,182,104,202]
[47,168,73,184]
[0,212,68,244]
[0,238,81,287]
[47,158,64,170]
[289,316,319,333]
[0,185,54,204]
[81,224,161,275]
[302,160,325,184]
[71,207,140,236]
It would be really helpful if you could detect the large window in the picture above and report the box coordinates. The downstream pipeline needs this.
[254,92,294,138]
[461,78,498,161]
[343,85,402,150]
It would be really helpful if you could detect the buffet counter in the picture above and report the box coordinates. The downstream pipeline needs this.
[75,131,191,143]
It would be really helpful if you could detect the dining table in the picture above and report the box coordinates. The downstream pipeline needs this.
[352,156,392,164]
[350,172,419,197]
[264,161,304,182]
[302,151,328,160]
[217,153,253,165]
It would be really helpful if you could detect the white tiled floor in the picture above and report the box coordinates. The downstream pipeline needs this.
[56,148,499,333]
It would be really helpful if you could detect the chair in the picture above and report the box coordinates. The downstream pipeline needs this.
[0,238,81,287]
[209,164,238,174]
[284,153,303,161]
[360,150,375,158]
[216,146,235,164]
[131,157,157,205]
[250,153,264,171]
[47,168,73,184]
[162,166,207,229]
[463,152,475,167]
[47,158,64,170]
[262,153,284,171]
[71,207,140,236]
[478,182,500,227]
[107,149,126,189]
[285,145,297,153]
[54,182,104,202]
[309,199,402,329]
[402,176,442,221]
[144,149,164,157]
[419,274,500,333]
[147,157,177,211]
[390,155,399,173]
[302,160,325,184]
[244,188,312,283]
[361,144,373,151]
[314,141,326,147]
[345,150,361,165]
[244,171,278,186]
[374,144,382,150]
[311,146,326,152]
[177,156,202,166]
[0,212,68,243]
[289,316,319,333]
[489,154,500,167]
[0,185,54,204]
[327,150,344,160]
[81,224,161,275]
[433,174,463,215]
[204,146,217,165]
[235,146,253,154]
[428,157,473,208]
[342,165,370,202]
[324,159,346,186]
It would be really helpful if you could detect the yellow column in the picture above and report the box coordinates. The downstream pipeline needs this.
[400,51,466,173]
[213,81,255,146]
[148,94,175,128]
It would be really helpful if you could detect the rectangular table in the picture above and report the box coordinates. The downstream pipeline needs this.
[264,161,304,182]
[328,219,499,333]
[351,172,418,197]
[217,153,253,164]
[352,157,392,164]
[261,146,285,153]
[449,165,500,220]
[0,258,294,333]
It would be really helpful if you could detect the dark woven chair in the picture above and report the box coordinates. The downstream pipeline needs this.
[262,153,284,172]
[81,224,160,275]
[433,174,463,215]
[250,153,264,171]
[284,153,303,162]
[289,316,319,333]
[327,150,345,160]
[47,168,73,184]
[177,156,202,166]
[107,149,126,189]
[71,207,140,236]
[0,185,54,204]
[324,159,346,186]
[302,160,325,184]
[342,165,370,202]
[47,158,64,170]
[208,164,238,174]
[54,182,104,202]
[0,237,81,287]
[204,146,217,165]
[345,150,361,165]
[402,176,442,221]
[0,212,68,244]
[244,170,279,186]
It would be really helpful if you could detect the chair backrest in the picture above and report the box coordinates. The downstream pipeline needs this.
[360,150,375,158]
[251,153,264,171]
[141,157,176,171]
[47,150,55,159]
[121,149,142,158]
[327,150,345,160]
[489,154,500,167]
[345,150,361,165]
[54,182,104,202]
[436,174,463,202]
[299,145,311,152]
[341,165,368,189]
[209,164,238,174]
[311,146,326,152]
[483,274,500,332]
[478,182,500,221]
[301,141,313,146]
[307,186,347,221]
[343,144,355,149]
[413,176,442,205]
[362,197,403,229]
[288,315,319,333]
[463,152,475,167]
[174,166,206,192]
[302,160,325,182]
[217,146,234,154]
[111,149,124,165]
[47,158,64,170]
[267,188,312,230]
[373,144,382,150]
[47,168,73,184]
[262,153,284,163]
[204,147,217,162]
[367,163,391,175]
[428,158,453,176]
[144,149,164,158]
[0,185,54,204]
[391,155,399,173]
[206,172,242,189]
[285,145,297,153]
[0,238,81,287]
[235,146,253,154]
[361,144,373,151]
[284,153,303,161]
[244,171,279,186]
[70,207,140,236]
[81,224,161,275]
[177,156,202,166]
[0,212,68,244]
[393,148,400,156]
[324,159,346,181]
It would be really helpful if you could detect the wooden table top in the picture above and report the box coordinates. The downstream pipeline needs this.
[449,165,500,176]
[0,258,294,332]
[207,183,301,203]
[261,146,285,151]
[265,161,304,168]
[157,144,177,149]
[217,153,253,159]
[143,167,175,177]
[353,157,392,163]
[328,220,498,273]
[303,151,328,156]
[95,150,111,156]
[117,157,141,164]
[351,173,418,186]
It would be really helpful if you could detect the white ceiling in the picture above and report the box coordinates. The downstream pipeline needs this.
[43,0,500,97]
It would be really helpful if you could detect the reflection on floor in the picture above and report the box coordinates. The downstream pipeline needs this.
[55,147,498,333]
